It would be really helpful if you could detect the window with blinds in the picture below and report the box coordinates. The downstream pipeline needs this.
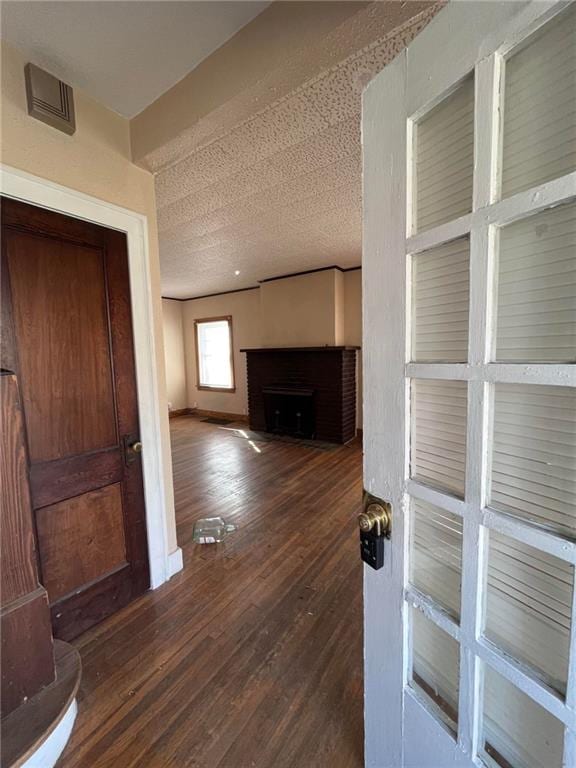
[413,75,474,233]
[411,608,460,734]
[501,3,576,199]
[411,499,462,619]
[489,384,576,538]
[485,531,573,694]
[482,666,564,768]
[494,202,576,362]
[411,379,467,498]
[411,238,470,363]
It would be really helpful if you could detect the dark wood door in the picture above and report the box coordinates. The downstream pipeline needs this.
[1,197,149,641]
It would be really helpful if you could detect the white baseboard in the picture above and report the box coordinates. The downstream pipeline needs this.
[167,547,184,578]
[22,698,77,768]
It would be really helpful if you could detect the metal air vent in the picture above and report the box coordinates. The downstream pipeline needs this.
[24,63,75,135]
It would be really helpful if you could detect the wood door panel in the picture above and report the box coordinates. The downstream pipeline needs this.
[6,231,117,463]
[30,447,123,509]
[51,565,132,640]
[1,371,37,604]
[1,371,55,715]
[2,197,150,640]
[1,587,55,716]
[36,484,128,602]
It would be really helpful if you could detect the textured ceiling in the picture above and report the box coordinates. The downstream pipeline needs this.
[0,1,270,117]
[155,3,440,299]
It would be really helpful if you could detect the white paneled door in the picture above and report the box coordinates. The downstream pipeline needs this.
[362,2,576,767]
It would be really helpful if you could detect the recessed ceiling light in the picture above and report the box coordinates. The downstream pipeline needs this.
[234,270,240,275]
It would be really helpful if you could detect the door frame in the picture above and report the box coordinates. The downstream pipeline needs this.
[0,163,178,590]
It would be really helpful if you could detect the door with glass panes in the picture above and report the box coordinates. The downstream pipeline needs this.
[362,2,576,767]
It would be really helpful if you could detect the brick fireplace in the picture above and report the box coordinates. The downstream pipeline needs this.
[241,347,359,444]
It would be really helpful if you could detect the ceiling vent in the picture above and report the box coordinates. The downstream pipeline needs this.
[24,63,75,135]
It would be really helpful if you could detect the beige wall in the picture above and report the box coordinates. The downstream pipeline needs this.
[343,269,362,344]
[131,2,370,167]
[260,269,341,348]
[343,269,363,426]
[177,270,363,426]
[1,41,178,552]
[182,289,262,416]
[162,299,187,412]
[335,270,346,346]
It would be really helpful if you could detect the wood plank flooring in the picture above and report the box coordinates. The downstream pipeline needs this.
[59,416,364,768]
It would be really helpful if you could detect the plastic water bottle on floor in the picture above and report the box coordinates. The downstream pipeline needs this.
[192,516,236,544]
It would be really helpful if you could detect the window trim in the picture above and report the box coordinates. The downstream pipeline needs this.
[193,315,236,393]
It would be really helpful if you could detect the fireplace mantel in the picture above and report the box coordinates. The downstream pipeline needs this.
[242,346,358,444]
[240,346,360,353]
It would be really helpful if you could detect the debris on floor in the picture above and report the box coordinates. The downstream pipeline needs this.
[192,516,236,544]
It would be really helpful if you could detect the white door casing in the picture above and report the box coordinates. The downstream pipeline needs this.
[362,3,576,767]
[0,164,180,590]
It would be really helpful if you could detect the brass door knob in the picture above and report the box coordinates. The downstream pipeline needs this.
[130,441,143,454]
[358,502,391,537]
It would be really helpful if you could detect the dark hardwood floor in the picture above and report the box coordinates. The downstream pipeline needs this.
[59,416,364,767]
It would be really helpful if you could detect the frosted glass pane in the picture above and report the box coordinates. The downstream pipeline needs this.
[196,320,233,389]
[485,531,572,694]
[411,379,467,498]
[411,499,463,619]
[411,608,459,733]
[412,238,470,363]
[482,666,564,768]
[414,76,474,232]
[489,384,576,538]
[495,203,576,362]
[501,5,576,198]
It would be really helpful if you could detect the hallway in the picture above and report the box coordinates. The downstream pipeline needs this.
[60,416,364,767]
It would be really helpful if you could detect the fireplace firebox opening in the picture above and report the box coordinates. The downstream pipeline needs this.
[262,387,315,439]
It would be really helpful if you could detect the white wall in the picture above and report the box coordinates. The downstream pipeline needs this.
[162,299,187,411]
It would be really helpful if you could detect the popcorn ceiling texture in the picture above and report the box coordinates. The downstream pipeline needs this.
[154,3,442,299]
